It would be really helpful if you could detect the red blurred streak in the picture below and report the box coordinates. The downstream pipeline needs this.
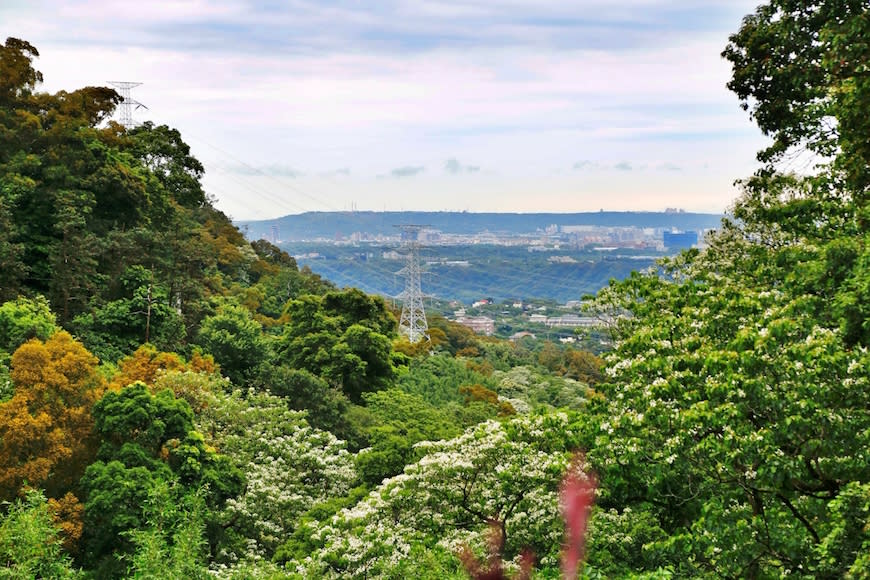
[560,454,597,579]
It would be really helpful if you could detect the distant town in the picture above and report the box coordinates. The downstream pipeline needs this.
[239,209,723,244]
[238,211,721,339]
[264,222,704,252]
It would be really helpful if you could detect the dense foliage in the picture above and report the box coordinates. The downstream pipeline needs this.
[582,2,870,576]
[2,1,870,576]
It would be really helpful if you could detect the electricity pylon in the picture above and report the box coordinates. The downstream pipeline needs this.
[108,81,146,128]
[396,225,429,343]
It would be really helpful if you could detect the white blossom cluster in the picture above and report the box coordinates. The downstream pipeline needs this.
[294,413,583,578]
[200,389,356,559]
[493,365,588,411]
[587,235,870,573]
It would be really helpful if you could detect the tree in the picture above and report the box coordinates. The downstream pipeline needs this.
[322,287,396,337]
[254,365,350,435]
[107,343,187,392]
[0,38,42,108]
[278,291,400,402]
[493,365,590,412]
[73,266,186,362]
[722,0,868,170]
[536,341,563,374]
[292,413,587,578]
[0,490,80,579]
[0,196,24,303]
[562,349,604,385]
[428,314,479,355]
[0,332,103,500]
[572,3,870,576]
[354,388,460,486]
[124,484,210,580]
[722,1,870,347]
[396,351,501,409]
[587,240,870,576]
[125,122,205,210]
[195,388,355,560]
[79,460,167,574]
[195,303,270,385]
[0,295,57,364]
[81,382,243,572]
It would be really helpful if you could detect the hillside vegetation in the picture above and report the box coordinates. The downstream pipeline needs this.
[1,1,870,577]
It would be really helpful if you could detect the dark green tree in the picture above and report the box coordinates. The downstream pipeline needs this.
[255,365,350,435]
[81,383,243,574]
[277,290,400,402]
[195,303,270,385]
[72,265,186,362]
[125,121,205,210]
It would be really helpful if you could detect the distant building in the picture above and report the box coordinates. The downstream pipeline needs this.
[663,230,698,249]
[455,315,495,336]
[400,228,420,242]
[546,315,599,328]
[529,314,548,324]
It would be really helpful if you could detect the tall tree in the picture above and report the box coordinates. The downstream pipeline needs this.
[0,331,104,500]
[81,382,243,573]
[195,303,269,385]
[278,290,400,402]
[125,122,206,210]
[583,2,870,576]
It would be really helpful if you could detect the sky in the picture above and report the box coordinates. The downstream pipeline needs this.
[2,0,768,221]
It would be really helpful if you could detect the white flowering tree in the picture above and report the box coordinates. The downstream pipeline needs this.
[493,365,590,412]
[197,388,356,560]
[293,412,587,578]
[577,1,870,576]
[588,231,870,577]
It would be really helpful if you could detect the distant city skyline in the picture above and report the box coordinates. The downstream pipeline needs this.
[2,0,768,220]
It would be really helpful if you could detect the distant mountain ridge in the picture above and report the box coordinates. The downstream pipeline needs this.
[238,211,724,241]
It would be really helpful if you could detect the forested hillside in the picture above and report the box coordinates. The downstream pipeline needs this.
[2,0,870,577]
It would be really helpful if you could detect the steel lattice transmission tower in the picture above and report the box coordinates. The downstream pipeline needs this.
[396,225,429,343]
[108,81,145,128]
